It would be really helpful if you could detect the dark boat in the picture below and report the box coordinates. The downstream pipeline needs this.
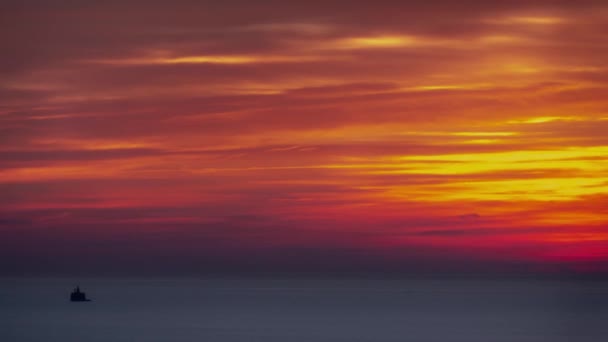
[70,286,91,302]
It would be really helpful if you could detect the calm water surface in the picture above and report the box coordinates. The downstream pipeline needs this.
[2,277,608,342]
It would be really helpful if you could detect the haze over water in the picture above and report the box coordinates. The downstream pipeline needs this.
[3,276,608,342]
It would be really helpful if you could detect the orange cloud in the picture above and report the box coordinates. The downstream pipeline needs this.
[2,0,608,275]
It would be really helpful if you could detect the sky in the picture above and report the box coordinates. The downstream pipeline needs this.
[1,0,608,276]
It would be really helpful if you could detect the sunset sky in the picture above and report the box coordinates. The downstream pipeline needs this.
[2,0,608,276]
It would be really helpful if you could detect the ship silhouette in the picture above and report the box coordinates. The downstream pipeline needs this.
[70,286,91,302]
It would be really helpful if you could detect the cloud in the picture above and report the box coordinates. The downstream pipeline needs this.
[2,0,608,275]
[458,213,481,220]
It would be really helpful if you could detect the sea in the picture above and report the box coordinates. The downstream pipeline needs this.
[2,276,608,342]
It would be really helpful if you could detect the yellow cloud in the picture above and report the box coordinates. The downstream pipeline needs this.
[88,54,325,65]
[486,15,565,26]
[336,35,417,49]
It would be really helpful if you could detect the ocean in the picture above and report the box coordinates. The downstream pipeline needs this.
[2,276,608,341]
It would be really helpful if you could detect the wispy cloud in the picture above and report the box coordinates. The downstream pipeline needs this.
[2,0,608,275]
